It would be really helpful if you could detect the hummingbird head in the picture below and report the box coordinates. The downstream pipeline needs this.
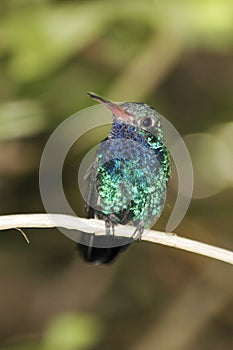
[88,92,162,138]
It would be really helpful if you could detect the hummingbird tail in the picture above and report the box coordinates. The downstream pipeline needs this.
[77,233,131,264]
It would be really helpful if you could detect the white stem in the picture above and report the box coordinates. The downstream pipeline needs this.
[0,213,232,265]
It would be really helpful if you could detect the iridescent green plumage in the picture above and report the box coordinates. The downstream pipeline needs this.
[78,94,170,264]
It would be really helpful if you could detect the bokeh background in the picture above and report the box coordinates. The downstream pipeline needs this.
[0,0,232,349]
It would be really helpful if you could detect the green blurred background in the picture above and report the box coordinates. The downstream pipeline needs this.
[0,0,232,349]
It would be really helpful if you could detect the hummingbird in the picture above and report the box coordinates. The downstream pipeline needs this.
[77,93,170,264]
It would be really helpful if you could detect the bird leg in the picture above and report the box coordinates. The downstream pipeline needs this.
[132,224,144,241]
[105,219,115,236]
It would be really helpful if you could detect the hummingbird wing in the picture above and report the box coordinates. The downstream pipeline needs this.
[83,160,100,219]
[78,150,132,264]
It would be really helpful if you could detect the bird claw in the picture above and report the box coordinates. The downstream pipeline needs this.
[105,219,115,236]
[132,225,144,240]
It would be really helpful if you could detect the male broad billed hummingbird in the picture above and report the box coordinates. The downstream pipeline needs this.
[77,93,170,264]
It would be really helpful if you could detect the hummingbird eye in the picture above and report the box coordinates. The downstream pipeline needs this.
[142,116,154,128]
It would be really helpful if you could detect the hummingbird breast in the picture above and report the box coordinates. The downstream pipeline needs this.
[86,121,170,229]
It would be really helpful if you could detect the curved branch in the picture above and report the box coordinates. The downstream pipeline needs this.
[0,214,232,265]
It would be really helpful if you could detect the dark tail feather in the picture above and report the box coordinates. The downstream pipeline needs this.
[77,234,131,264]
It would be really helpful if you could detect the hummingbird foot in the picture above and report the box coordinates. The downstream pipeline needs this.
[105,219,115,236]
[132,224,144,241]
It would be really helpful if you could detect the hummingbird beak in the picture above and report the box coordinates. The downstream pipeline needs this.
[88,92,133,122]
